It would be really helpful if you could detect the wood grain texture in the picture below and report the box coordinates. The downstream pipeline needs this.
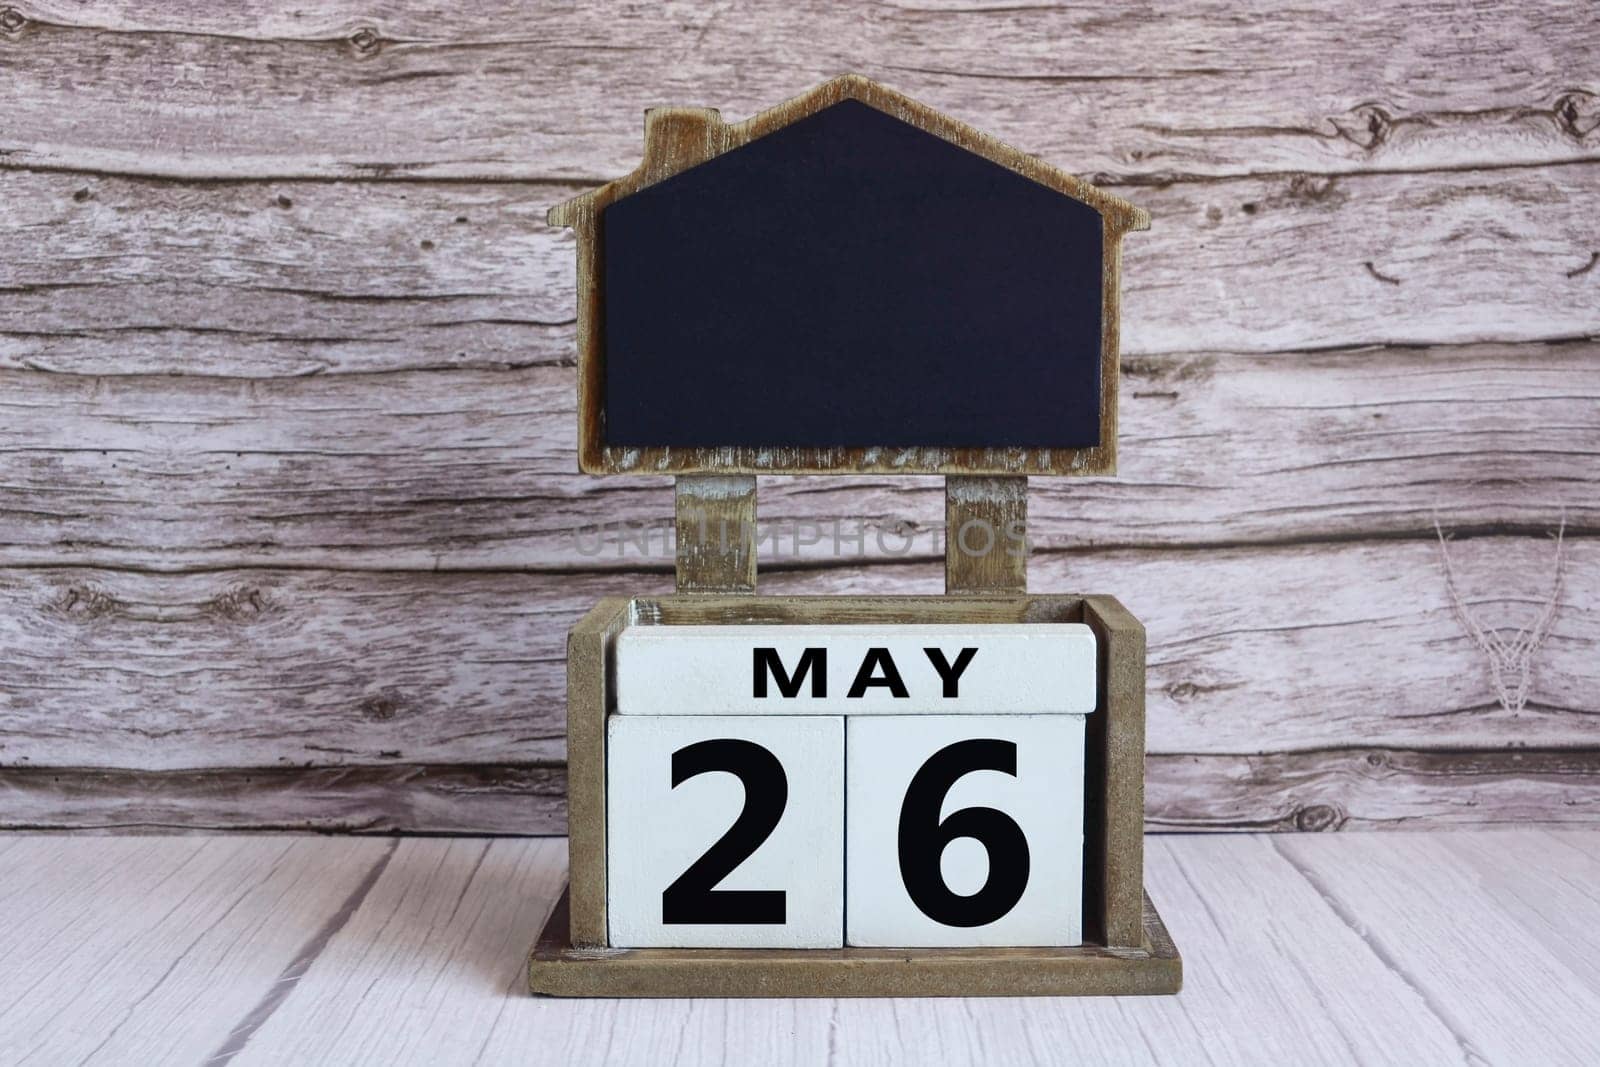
[5,1,1597,182]
[1277,832,1600,1063]
[530,889,1180,997]
[0,835,392,1064]
[565,598,630,945]
[1,534,1592,830]
[1147,748,1600,832]
[2,343,1591,571]
[230,837,571,1065]
[1440,830,1600,988]
[944,476,1027,593]
[5,748,1596,835]
[1139,835,1473,1064]
[3,538,1588,769]
[0,0,1595,830]
[674,476,757,593]
[5,832,1591,1062]
[0,764,567,833]
[1084,595,1146,947]
[4,166,1597,380]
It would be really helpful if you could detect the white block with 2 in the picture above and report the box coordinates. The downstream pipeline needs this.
[606,714,845,948]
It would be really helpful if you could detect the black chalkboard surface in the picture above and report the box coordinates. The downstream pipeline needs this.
[601,99,1104,451]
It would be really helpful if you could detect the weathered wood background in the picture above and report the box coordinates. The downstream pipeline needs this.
[0,0,1595,832]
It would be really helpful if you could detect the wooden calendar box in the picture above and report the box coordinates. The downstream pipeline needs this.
[528,74,1181,996]
[532,594,1179,997]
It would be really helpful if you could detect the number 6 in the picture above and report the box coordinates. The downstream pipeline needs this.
[896,739,1031,927]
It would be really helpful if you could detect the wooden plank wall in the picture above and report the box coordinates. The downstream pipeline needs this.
[0,0,1595,832]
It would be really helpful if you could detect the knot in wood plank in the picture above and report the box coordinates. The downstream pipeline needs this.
[0,6,24,35]
[1283,173,1345,207]
[202,586,268,621]
[1331,103,1394,151]
[54,584,122,620]
[1294,803,1345,832]
[359,691,404,722]
[348,26,382,57]
[1554,90,1599,140]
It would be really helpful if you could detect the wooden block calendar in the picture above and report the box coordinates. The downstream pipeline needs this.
[529,75,1181,997]
[607,624,1094,950]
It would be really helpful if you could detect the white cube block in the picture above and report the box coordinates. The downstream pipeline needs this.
[607,714,844,948]
[845,715,1086,947]
[615,624,1095,715]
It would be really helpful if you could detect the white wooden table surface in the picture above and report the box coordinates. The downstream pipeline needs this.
[1,831,1594,1065]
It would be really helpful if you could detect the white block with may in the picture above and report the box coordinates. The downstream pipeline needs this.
[614,624,1096,714]
[606,714,845,948]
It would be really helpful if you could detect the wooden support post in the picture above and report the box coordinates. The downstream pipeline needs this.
[1082,595,1148,948]
[945,475,1028,594]
[675,475,758,594]
[565,598,633,947]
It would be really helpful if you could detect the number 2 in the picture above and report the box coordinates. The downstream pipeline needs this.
[662,739,789,924]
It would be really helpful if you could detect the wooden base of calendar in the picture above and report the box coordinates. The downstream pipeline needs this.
[529,887,1181,998]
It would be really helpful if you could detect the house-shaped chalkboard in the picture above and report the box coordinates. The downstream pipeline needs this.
[550,74,1148,476]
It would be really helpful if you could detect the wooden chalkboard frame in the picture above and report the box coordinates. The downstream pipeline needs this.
[548,74,1149,477]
